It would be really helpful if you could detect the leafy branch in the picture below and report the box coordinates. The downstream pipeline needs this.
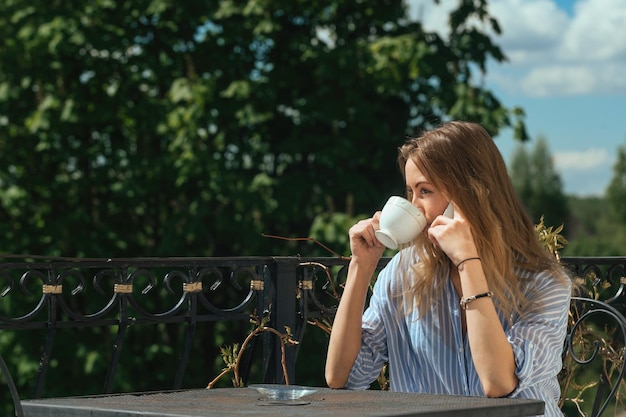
[535,215,568,260]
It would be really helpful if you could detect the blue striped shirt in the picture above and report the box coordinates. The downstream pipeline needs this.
[346,249,571,417]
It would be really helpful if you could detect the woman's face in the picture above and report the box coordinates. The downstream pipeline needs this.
[404,158,450,226]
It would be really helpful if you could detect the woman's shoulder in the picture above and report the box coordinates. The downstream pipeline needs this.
[515,263,572,298]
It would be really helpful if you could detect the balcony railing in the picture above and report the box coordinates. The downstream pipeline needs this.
[1,256,625,417]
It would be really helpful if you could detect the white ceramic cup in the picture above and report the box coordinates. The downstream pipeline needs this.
[375,196,427,250]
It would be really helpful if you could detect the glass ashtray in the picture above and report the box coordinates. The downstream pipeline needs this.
[249,384,318,401]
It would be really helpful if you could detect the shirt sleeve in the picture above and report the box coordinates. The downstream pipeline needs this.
[505,269,572,399]
[344,256,400,389]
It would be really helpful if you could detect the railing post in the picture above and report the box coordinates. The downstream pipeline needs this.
[0,352,24,417]
[264,257,300,384]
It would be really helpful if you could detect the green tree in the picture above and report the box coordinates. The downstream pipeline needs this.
[0,0,524,260]
[509,136,569,231]
[606,140,626,223]
[510,143,533,208]
[563,196,626,257]
[565,140,626,257]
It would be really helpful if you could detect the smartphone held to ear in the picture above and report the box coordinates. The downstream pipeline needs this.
[375,198,454,250]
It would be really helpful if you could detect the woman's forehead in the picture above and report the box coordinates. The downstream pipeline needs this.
[404,159,429,182]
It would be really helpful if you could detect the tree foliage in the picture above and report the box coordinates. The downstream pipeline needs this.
[607,140,626,223]
[563,195,626,257]
[509,136,569,232]
[565,140,626,256]
[0,0,523,259]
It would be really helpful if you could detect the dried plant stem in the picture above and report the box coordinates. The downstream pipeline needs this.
[299,261,340,299]
[261,233,351,260]
[232,326,291,387]
[307,318,332,335]
[207,316,297,389]
[207,368,232,389]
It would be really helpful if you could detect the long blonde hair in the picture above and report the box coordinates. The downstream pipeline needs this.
[398,121,568,319]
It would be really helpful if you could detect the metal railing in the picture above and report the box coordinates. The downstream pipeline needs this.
[1,256,625,416]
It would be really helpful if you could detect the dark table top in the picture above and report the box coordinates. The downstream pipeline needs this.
[21,386,545,417]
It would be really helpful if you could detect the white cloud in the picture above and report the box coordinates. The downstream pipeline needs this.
[522,65,597,96]
[407,0,626,97]
[488,0,626,96]
[553,148,612,171]
[562,0,626,61]
[520,63,626,96]
[554,148,616,196]
[489,0,568,58]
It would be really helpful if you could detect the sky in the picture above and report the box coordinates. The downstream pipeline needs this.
[408,0,626,197]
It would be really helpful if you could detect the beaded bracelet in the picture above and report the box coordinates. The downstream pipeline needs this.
[460,291,493,310]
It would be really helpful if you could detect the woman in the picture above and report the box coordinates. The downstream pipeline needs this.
[325,121,571,417]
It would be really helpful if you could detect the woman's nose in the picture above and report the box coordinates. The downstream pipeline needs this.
[409,197,425,215]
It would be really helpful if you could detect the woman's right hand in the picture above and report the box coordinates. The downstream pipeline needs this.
[349,212,386,266]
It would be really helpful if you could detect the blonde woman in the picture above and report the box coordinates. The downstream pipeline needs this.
[325,121,571,417]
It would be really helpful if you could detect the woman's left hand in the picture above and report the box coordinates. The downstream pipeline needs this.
[427,202,479,264]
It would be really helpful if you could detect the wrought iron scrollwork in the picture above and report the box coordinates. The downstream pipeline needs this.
[560,296,626,417]
[562,257,626,312]
[2,255,626,417]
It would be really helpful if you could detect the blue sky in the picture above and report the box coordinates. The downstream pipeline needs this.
[409,0,626,197]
